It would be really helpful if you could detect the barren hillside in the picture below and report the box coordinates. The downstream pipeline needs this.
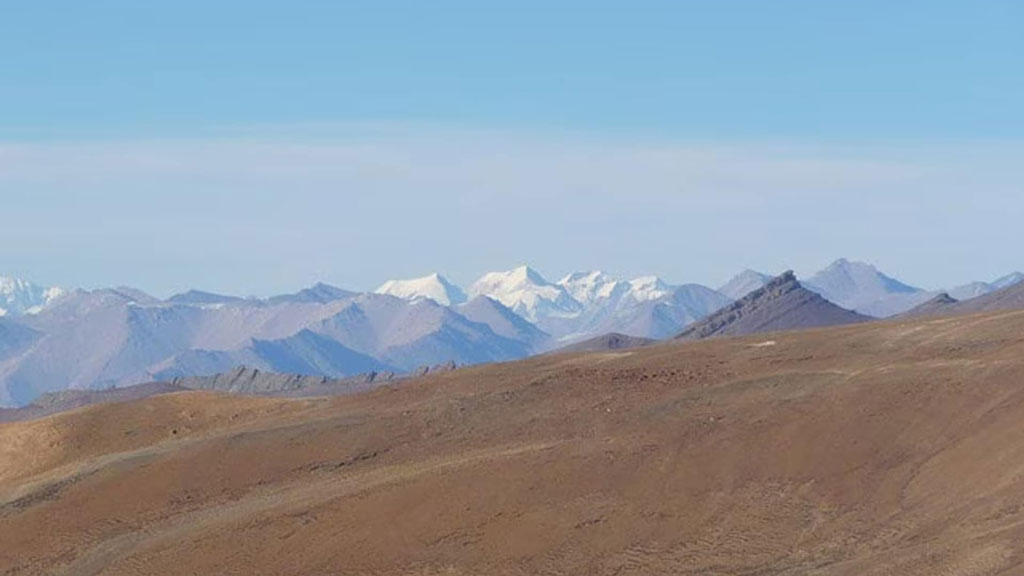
[4,310,1024,574]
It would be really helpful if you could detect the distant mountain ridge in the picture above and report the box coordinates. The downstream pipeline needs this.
[0,289,529,406]
[802,259,935,317]
[167,290,247,305]
[0,277,65,317]
[456,296,551,350]
[677,271,871,340]
[555,332,655,353]
[469,266,584,324]
[718,270,773,300]
[467,267,729,341]
[947,273,1024,301]
[0,382,188,424]
[268,283,356,305]
[375,273,467,306]
[3,260,1024,407]
[903,277,1024,318]
[898,293,959,318]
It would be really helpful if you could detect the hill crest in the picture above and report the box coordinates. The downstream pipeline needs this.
[676,271,869,340]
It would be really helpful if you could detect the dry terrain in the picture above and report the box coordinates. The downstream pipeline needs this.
[5,310,1024,574]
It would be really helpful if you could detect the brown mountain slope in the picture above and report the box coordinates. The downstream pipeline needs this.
[0,368,400,423]
[5,310,1024,574]
[676,270,870,340]
[0,381,186,423]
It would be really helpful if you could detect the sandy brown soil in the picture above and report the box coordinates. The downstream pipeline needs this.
[5,310,1024,575]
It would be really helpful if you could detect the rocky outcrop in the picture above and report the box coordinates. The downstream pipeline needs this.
[676,271,870,340]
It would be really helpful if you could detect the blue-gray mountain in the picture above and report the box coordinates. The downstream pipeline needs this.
[0,289,530,406]
[1,261,1021,406]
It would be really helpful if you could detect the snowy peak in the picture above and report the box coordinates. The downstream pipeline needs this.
[543,272,731,341]
[474,266,547,293]
[557,271,675,305]
[627,276,674,302]
[557,271,628,305]
[469,266,582,322]
[375,273,467,306]
[718,269,772,300]
[0,276,66,316]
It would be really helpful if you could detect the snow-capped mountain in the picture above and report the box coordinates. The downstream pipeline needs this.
[10,259,1021,407]
[0,287,526,406]
[718,269,772,300]
[469,267,728,341]
[802,259,935,318]
[557,271,629,306]
[542,270,731,342]
[626,276,675,302]
[557,272,679,306]
[469,266,582,323]
[949,272,1024,301]
[562,283,732,341]
[0,277,65,317]
[375,273,467,306]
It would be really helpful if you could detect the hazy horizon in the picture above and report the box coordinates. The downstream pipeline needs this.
[3,252,1022,302]
[2,2,1021,296]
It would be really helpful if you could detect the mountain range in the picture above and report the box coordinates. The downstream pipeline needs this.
[945,272,1024,301]
[0,277,65,317]
[0,289,529,406]
[801,258,934,317]
[13,305,1024,573]
[902,276,1024,318]
[677,271,870,340]
[0,260,1022,406]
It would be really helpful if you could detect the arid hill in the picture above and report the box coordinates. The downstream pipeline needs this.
[4,310,1024,574]
[0,382,186,424]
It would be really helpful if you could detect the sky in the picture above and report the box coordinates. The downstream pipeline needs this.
[1,1,1022,296]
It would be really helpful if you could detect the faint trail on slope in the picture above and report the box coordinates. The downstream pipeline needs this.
[63,440,565,576]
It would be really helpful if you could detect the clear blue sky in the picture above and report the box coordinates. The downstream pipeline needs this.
[1,1,1022,295]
